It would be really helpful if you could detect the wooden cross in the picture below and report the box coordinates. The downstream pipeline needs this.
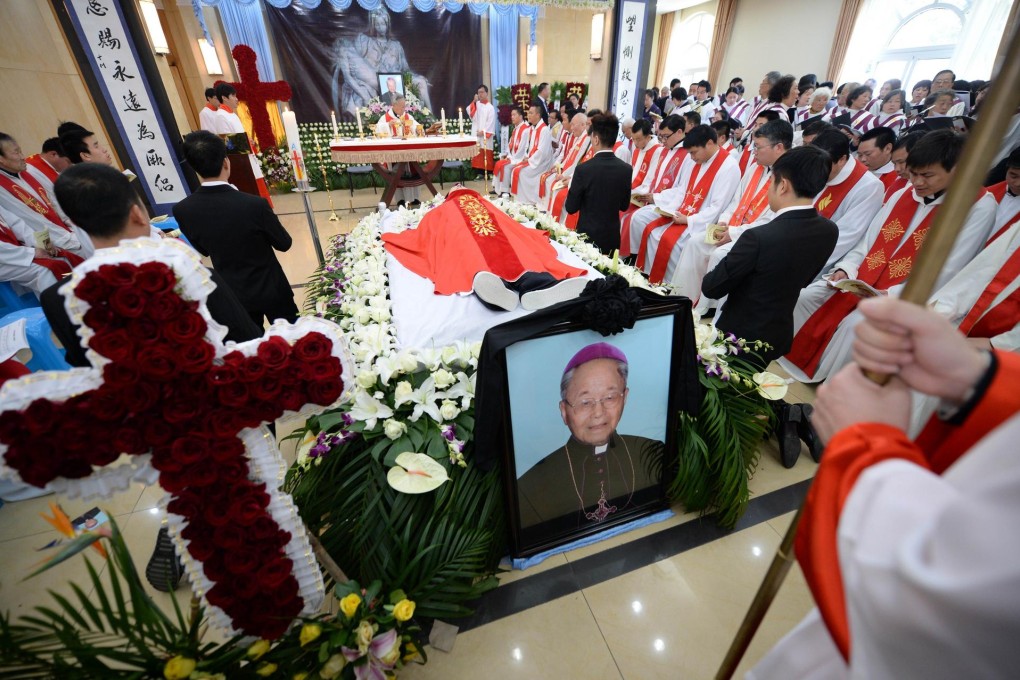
[0,242,342,639]
[219,45,292,152]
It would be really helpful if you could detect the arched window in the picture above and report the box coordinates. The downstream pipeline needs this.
[663,12,714,87]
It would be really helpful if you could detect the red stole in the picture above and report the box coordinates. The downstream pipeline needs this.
[637,149,730,282]
[0,216,77,275]
[815,161,869,219]
[957,245,1020,338]
[630,144,658,190]
[619,147,688,256]
[495,124,529,181]
[729,164,770,226]
[882,174,908,203]
[786,191,937,377]
[511,122,547,193]
[0,171,70,232]
[985,184,1020,245]
[737,145,752,175]
[539,136,584,199]
[987,208,1020,246]
[25,155,58,184]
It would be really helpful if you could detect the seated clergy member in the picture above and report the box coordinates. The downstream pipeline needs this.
[59,127,113,166]
[0,132,90,259]
[809,129,884,273]
[0,205,73,295]
[856,126,899,196]
[510,103,554,206]
[493,106,531,195]
[175,131,298,326]
[45,162,262,366]
[516,343,663,528]
[780,129,997,383]
[985,147,1020,245]
[614,116,636,163]
[564,113,633,254]
[673,119,792,306]
[701,145,837,367]
[626,119,665,195]
[887,130,924,201]
[199,87,219,133]
[629,125,741,283]
[24,137,74,226]
[213,83,245,135]
[749,297,1020,679]
[543,113,592,220]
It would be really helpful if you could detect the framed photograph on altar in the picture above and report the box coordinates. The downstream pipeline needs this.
[498,299,685,557]
[378,73,405,106]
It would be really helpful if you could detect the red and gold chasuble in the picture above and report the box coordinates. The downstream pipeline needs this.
[785,190,938,377]
[510,122,547,194]
[494,124,529,181]
[728,164,771,226]
[619,147,688,256]
[381,188,585,295]
[637,149,730,282]
[0,171,71,232]
[814,161,869,220]
[24,155,58,184]
[0,215,78,276]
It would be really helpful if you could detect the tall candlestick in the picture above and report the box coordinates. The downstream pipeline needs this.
[282,107,309,190]
[356,107,364,138]
[458,107,464,136]
[330,110,339,139]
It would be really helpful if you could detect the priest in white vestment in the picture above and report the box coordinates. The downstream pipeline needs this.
[493,107,531,195]
[540,114,590,217]
[0,206,60,294]
[375,97,421,203]
[510,104,555,206]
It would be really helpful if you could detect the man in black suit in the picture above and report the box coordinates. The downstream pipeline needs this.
[175,131,298,326]
[564,113,633,254]
[44,163,262,590]
[534,82,551,125]
[701,145,838,466]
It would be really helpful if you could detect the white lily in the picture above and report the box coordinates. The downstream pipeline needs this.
[405,377,443,422]
[348,390,395,430]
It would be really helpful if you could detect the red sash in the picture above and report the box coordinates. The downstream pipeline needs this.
[882,174,908,203]
[0,217,76,276]
[540,136,584,199]
[619,148,688,256]
[786,191,937,377]
[561,145,597,228]
[495,125,528,181]
[25,155,58,184]
[958,245,1020,338]
[737,145,752,175]
[0,172,70,232]
[729,164,770,226]
[814,161,869,219]
[987,208,1020,246]
[630,144,658,190]
[511,122,546,193]
[638,149,730,282]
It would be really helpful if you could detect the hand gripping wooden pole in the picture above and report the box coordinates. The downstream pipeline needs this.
[714,26,1020,680]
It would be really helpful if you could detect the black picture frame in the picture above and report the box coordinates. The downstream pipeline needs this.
[497,298,686,558]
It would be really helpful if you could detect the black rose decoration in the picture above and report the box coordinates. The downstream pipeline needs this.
[578,274,643,336]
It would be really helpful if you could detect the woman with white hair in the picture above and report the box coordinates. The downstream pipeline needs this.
[797,86,833,127]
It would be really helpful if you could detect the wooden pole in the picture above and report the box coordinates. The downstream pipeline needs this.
[715,25,1020,680]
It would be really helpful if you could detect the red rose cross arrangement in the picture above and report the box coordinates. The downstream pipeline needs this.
[0,239,348,640]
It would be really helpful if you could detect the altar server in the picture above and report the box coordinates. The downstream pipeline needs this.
[510,104,554,206]
[213,83,246,135]
[493,106,531,195]
[199,87,220,133]
[780,130,996,384]
[468,84,496,172]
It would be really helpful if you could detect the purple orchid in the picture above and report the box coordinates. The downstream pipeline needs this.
[441,424,456,442]
[342,628,399,680]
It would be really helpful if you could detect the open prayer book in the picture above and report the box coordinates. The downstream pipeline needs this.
[704,224,728,244]
[630,193,649,207]
[827,278,883,298]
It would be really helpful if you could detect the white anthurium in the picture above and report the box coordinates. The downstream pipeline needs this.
[295,430,317,467]
[348,390,395,430]
[753,372,790,401]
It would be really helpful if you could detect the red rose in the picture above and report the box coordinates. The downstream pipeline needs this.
[217,381,249,409]
[278,387,306,412]
[170,435,209,466]
[162,396,202,425]
[256,336,291,370]
[186,538,214,563]
[108,287,146,318]
[82,306,117,334]
[112,424,146,454]
[213,523,248,551]
[184,458,219,487]
[135,261,176,294]
[224,548,260,576]
[203,557,229,584]
[146,292,185,322]
[89,329,134,363]
[210,438,245,463]
[250,516,285,542]
[230,494,268,527]
[122,381,160,413]
[293,333,333,362]
[254,401,280,424]
[307,380,343,406]
[165,311,207,345]
[251,375,282,401]
[178,342,215,374]
[205,583,237,610]
[301,357,340,383]
[150,445,184,473]
[102,363,140,389]
[96,263,136,287]
[270,578,301,608]
[255,557,294,590]
[208,364,239,386]
[137,346,176,380]
[143,419,175,446]
[74,274,110,304]
[232,572,261,599]
[218,457,248,484]
[90,446,120,466]
[127,318,161,343]
[0,411,24,441]
[168,489,203,517]
[21,399,55,435]
[239,357,266,383]
[203,411,243,439]
[222,350,246,367]
[89,386,128,422]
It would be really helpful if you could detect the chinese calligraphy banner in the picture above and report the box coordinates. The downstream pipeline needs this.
[610,0,654,121]
[265,4,481,124]
[58,0,189,211]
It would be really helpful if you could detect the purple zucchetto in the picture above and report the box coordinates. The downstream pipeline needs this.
[563,342,628,375]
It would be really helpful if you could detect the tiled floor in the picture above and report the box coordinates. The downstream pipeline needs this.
[0,182,820,679]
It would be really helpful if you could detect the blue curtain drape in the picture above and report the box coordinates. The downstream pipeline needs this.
[488,5,517,95]
[212,0,278,79]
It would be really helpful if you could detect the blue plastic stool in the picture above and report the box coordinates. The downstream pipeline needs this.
[0,308,70,371]
[0,281,40,315]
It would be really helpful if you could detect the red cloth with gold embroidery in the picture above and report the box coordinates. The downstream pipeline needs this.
[381,188,587,295]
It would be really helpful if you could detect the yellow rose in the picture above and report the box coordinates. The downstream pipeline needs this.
[319,653,346,679]
[247,639,271,660]
[162,655,195,680]
[256,662,278,676]
[392,599,415,623]
[355,619,377,652]
[299,623,322,647]
[403,642,422,663]
[339,592,362,619]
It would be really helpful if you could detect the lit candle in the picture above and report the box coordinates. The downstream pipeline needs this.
[441,107,446,135]
[356,107,364,137]
[330,110,339,139]
[282,108,307,187]
[458,107,463,136]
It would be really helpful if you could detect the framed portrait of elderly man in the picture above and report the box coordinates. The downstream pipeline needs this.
[378,73,405,106]
[499,301,685,557]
